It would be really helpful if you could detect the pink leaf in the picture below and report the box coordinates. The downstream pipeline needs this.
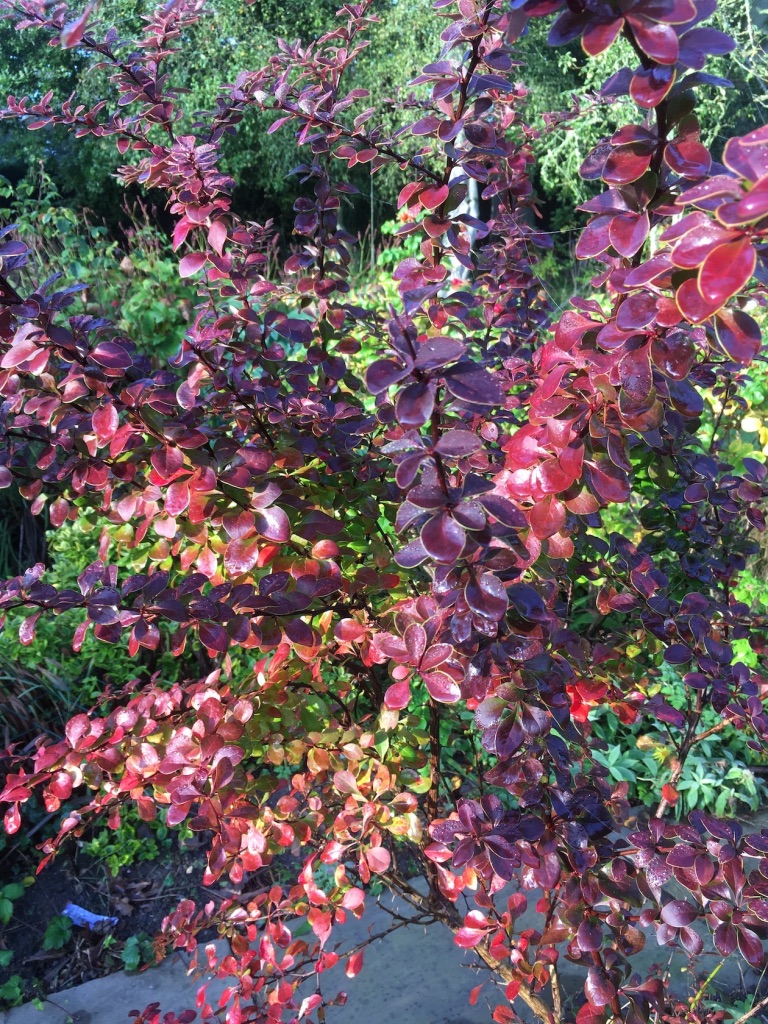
[384,680,411,710]
[366,846,391,874]
[179,251,208,278]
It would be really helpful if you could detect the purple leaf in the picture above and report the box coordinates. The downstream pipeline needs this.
[254,507,290,543]
[660,900,697,927]
[443,367,502,407]
[434,429,482,457]
[366,358,409,394]
[420,513,466,563]
[465,573,508,621]
[198,621,229,654]
[577,919,603,952]
[394,538,430,568]
[396,381,436,428]
[90,341,133,369]
[414,337,466,370]
[585,966,616,1008]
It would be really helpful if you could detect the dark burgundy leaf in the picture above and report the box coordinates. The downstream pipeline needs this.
[90,341,133,369]
[737,926,765,967]
[415,336,465,370]
[434,429,482,457]
[660,900,697,927]
[577,919,603,952]
[585,966,616,1008]
[421,513,466,563]
[465,573,508,621]
[443,367,503,407]
[254,507,290,543]
[714,922,737,957]
[198,622,229,654]
[367,358,409,394]
[714,309,761,364]
[396,381,436,428]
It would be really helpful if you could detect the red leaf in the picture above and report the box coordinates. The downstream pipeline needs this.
[4,804,21,835]
[528,495,566,539]
[665,139,711,179]
[398,181,422,208]
[224,538,260,576]
[18,611,41,646]
[165,479,190,517]
[676,277,721,323]
[423,670,462,704]
[345,950,364,978]
[455,926,485,948]
[627,14,679,64]
[419,184,450,210]
[493,1007,516,1024]
[582,17,623,55]
[65,714,90,748]
[699,237,756,308]
[609,211,649,257]
[208,220,227,256]
[60,4,92,48]
[603,145,653,185]
[469,984,484,1006]
[630,65,675,108]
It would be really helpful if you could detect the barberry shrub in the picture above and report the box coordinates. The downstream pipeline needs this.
[1,0,768,1021]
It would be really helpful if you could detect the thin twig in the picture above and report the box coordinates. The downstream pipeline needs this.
[732,991,768,1024]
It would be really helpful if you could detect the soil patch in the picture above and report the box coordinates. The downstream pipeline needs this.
[0,834,209,1007]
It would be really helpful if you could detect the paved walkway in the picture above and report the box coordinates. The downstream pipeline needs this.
[2,877,755,1024]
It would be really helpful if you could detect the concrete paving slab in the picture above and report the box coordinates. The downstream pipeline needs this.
[0,944,230,1024]
[2,875,758,1024]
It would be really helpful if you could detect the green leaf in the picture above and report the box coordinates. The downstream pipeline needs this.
[121,935,141,972]
[1,883,24,902]
[43,915,73,951]
[0,949,13,967]
[0,975,24,1007]
[0,899,14,925]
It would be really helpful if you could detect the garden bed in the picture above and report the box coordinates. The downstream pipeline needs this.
[0,833,211,1008]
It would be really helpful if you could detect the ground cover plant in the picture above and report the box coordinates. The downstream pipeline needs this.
[2,0,768,1022]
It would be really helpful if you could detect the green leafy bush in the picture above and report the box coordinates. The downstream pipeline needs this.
[82,805,174,876]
